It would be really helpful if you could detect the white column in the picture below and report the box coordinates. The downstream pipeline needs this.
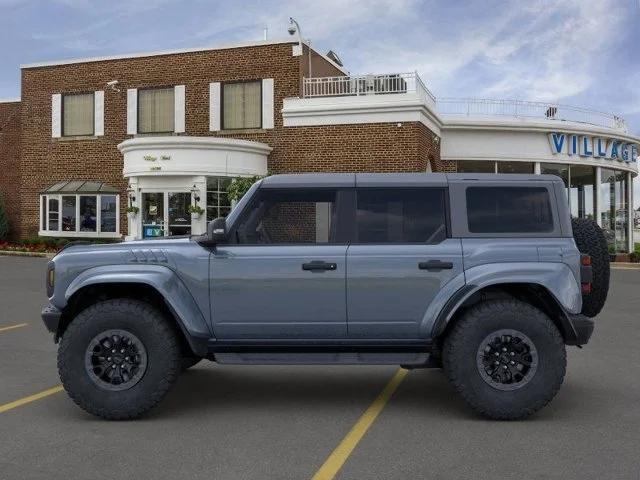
[595,167,602,227]
[534,162,541,174]
[191,176,207,236]
[125,178,140,241]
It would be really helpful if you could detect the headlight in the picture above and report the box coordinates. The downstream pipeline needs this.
[46,263,55,297]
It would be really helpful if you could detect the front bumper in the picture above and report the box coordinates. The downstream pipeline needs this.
[565,313,594,346]
[41,304,62,335]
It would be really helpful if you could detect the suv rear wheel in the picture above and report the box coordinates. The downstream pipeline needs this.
[58,298,181,420]
[443,299,566,420]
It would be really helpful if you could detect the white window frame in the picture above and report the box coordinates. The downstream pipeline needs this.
[52,91,104,138]
[39,193,120,238]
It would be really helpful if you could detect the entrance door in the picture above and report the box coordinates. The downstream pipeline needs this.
[346,187,463,339]
[210,187,349,339]
[141,191,192,238]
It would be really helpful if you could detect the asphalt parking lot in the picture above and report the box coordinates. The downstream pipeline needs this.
[0,256,639,480]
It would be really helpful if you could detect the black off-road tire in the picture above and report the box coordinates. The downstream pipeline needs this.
[57,299,182,420]
[181,356,202,371]
[571,217,610,317]
[443,299,566,420]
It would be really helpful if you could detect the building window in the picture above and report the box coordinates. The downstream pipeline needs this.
[40,191,119,237]
[497,162,535,174]
[62,93,94,136]
[138,87,175,133]
[206,177,232,221]
[222,81,261,130]
[456,160,496,173]
[601,168,628,253]
[541,163,596,221]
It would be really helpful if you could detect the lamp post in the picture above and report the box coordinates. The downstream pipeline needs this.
[288,17,312,80]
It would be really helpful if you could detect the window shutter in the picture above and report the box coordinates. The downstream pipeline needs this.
[51,94,62,138]
[174,85,185,133]
[127,88,137,135]
[262,78,274,129]
[94,90,104,136]
[209,82,221,131]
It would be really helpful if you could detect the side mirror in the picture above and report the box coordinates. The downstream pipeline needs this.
[207,217,228,244]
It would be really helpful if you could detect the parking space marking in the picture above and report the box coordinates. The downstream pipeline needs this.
[0,323,28,333]
[0,386,63,414]
[311,368,409,480]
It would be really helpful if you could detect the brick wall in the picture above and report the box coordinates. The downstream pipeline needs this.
[16,42,442,238]
[0,101,21,239]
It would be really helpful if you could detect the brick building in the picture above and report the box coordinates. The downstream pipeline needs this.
[1,38,638,251]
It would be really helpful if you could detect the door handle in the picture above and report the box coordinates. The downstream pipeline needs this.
[302,261,337,272]
[418,260,453,271]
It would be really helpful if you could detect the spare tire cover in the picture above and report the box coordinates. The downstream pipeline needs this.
[571,217,610,317]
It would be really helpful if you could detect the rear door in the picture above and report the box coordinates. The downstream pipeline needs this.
[346,186,463,339]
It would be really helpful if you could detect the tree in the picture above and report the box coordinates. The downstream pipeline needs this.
[0,193,9,241]
[226,175,266,203]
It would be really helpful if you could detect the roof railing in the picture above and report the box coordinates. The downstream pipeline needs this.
[436,97,628,132]
[302,72,436,104]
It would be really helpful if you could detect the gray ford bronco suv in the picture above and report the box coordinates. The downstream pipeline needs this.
[42,173,609,420]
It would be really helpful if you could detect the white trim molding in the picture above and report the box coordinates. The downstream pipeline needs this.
[174,85,186,133]
[262,78,275,129]
[118,136,271,178]
[94,90,104,136]
[209,82,221,131]
[282,93,443,135]
[51,94,62,138]
[126,88,137,135]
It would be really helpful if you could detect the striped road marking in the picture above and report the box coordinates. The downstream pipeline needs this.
[311,368,409,480]
[0,386,64,414]
[0,323,28,333]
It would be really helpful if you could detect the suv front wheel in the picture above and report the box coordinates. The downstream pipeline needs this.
[57,298,182,420]
[443,299,566,420]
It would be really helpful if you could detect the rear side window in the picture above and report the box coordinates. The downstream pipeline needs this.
[356,188,447,243]
[466,187,554,233]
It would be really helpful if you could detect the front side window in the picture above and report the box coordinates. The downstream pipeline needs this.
[222,81,261,130]
[356,188,447,243]
[466,187,554,233]
[234,189,337,244]
[63,93,94,136]
[138,87,175,133]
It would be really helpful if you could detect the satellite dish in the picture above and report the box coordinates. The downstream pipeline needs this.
[326,50,343,67]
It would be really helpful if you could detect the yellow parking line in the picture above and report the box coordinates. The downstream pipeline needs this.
[0,386,64,414]
[0,323,28,333]
[311,368,409,480]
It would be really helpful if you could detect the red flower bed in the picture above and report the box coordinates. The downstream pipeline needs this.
[0,241,59,253]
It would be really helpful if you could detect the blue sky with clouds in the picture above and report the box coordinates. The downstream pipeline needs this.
[1,0,638,132]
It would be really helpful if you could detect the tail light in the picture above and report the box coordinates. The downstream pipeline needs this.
[580,254,592,295]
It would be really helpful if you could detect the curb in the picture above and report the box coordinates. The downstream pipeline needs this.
[611,262,640,269]
[0,250,55,259]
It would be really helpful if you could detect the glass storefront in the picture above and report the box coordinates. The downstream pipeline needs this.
[497,162,534,174]
[456,160,496,173]
[601,168,629,253]
[540,163,596,221]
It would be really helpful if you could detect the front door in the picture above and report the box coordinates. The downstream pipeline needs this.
[141,191,191,238]
[346,187,463,339]
[210,187,349,339]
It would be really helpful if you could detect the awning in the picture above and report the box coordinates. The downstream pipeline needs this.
[41,180,119,194]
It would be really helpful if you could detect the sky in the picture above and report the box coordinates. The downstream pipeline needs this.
[1,0,639,195]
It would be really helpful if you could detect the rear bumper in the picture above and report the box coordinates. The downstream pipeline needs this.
[41,304,62,335]
[565,313,594,346]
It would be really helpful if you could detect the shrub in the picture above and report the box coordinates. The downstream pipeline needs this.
[0,194,9,241]
[227,175,266,203]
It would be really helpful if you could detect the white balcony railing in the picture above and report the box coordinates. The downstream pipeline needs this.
[436,98,628,132]
[302,72,436,104]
